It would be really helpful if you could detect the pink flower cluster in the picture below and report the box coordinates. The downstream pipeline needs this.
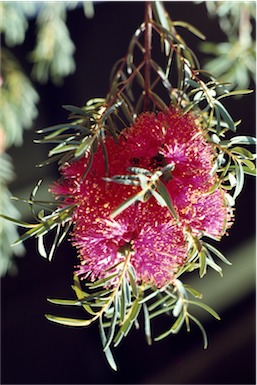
[51,108,232,287]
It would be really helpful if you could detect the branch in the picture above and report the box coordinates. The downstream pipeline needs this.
[143,1,152,111]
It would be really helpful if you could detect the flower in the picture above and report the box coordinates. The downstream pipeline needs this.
[51,107,232,287]
[119,108,233,238]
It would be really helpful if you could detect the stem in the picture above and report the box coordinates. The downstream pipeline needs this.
[88,248,133,324]
[143,1,152,111]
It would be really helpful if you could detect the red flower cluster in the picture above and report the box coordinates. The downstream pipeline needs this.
[51,108,232,287]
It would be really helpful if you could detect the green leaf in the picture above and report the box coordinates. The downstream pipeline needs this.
[203,242,232,265]
[62,104,88,116]
[153,1,171,55]
[184,284,203,299]
[229,135,256,146]
[155,312,185,341]
[186,78,201,89]
[47,298,79,306]
[74,136,95,159]
[36,153,64,167]
[173,21,206,40]
[103,295,119,352]
[37,233,47,258]
[149,300,176,319]
[214,104,221,135]
[110,193,141,219]
[149,91,169,110]
[241,165,256,176]
[206,257,223,276]
[240,159,255,171]
[214,100,236,132]
[187,300,220,320]
[113,299,141,346]
[143,303,152,345]
[88,272,118,289]
[140,289,163,305]
[12,224,43,246]
[128,268,138,298]
[48,221,71,261]
[99,316,118,371]
[49,143,79,156]
[230,146,255,160]
[36,123,89,135]
[102,100,122,123]
[187,314,208,349]
[217,89,253,100]
[45,314,93,326]
[120,278,127,322]
[0,214,36,229]
[72,275,97,315]
[233,160,245,199]
[199,250,207,278]
[172,298,183,317]
[155,180,178,220]
[150,60,172,91]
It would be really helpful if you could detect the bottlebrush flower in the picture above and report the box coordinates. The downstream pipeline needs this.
[51,107,233,287]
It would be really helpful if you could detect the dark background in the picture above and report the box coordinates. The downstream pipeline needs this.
[1,2,256,384]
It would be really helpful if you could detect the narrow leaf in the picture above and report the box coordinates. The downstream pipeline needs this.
[173,21,206,40]
[156,180,178,220]
[155,312,185,341]
[143,303,152,345]
[203,242,232,265]
[233,160,245,199]
[187,300,220,320]
[214,100,236,132]
[110,193,141,219]
[62,105,88,116]
[184,284,203,299]
[45,314,93,326]
[229,135,256,146]
[99,316,117,371]
[230,146,255,160]
[187,314,208,349]
[47,298,79,306]
[104,295,118,352]
[199,250,207,278]
[0,214,36,229]
[217,89,253,100]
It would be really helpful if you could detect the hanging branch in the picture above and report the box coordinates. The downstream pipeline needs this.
[0,1,255,372]
[143,1,153,111]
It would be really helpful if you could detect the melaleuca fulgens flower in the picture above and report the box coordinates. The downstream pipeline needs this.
[51,107,233,287]
[1,1,255,371]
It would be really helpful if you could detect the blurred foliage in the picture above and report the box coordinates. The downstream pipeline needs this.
[0,49,39,148]
[0,1,93,276]
[0,2,36,46]
[29,2,76,84]
[197,1,256,90]
[0,154,25,276]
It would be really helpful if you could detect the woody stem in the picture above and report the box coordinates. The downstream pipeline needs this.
[143,1,152,111]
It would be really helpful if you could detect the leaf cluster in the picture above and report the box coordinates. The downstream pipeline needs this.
[0,180,74,262]
[1,2,94,85]
[46,249,220,370]
[199,1,256,90]
[104,164,177,220]
[0,49,39,149]
[0,154,25,276]
[209,135,256,206]
[0,2,94,273]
